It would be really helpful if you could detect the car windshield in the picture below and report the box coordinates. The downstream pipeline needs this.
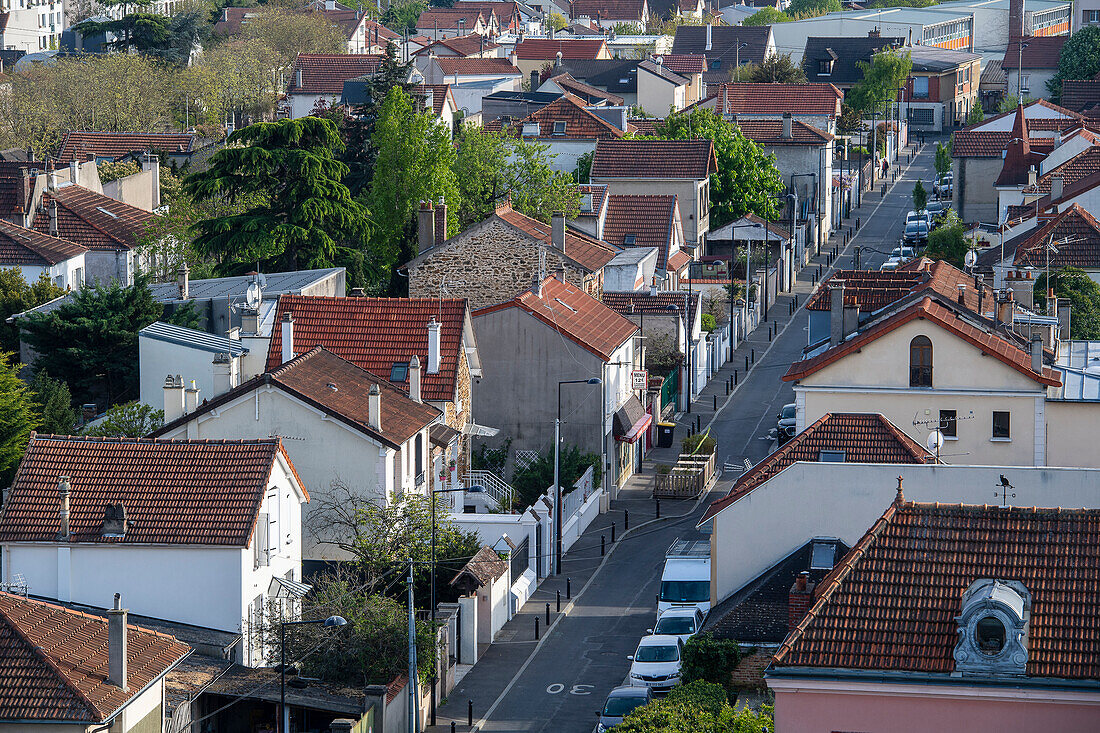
[660,580,709,603]
[635,644,679,663]
[781,405,796,419]
[655,616,696,635]
[604,695,648,716]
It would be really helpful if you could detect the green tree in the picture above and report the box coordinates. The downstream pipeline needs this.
[788,0,842,16]
[934,142,952,177]
[681,634,742,692]
[925,222,970,269]
[74,10,206,67]
[744,7,790,25]
[30,371,77,435]
[1048,26,1100,102]
[652,108,785,226]
[510,443,602,510]
[504,138,580,222]
[574,150,594,184]
[847,49,912,114]
[618,681,774,733]
[241,4,347,75]
[0,352,37,486]
[185,117,371,274]
[19,275,198,407]
[746,52,806,83]
[83,401,164,437]
[453,123,512,227]
[0,270,65,354]
[1035,267,1100,339]
[966,104,984,125]
[548,11,568,31]
[912,179,928,212]
[381,0,427,32]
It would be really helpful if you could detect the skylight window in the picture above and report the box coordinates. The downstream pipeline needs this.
[623,234,636,245]
[810,539,837,570]
[390,362,409,382]
[553,121,567,135]
[818,449,846,462]
[96,207,119,219]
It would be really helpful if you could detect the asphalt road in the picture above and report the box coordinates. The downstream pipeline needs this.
[461,139,941,733]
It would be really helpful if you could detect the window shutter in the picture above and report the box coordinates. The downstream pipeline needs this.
[256,513,269,567]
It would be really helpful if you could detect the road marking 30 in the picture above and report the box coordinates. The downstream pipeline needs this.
[546,684,594,695]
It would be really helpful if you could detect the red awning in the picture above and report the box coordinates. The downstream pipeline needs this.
[615,413,652,443]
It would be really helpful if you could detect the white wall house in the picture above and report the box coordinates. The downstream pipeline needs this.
[0,0,65,51]
[138,321,248,409]
[0,219,86,291]
[0,434,308,667]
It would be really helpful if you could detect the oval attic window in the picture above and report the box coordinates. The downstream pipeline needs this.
[975,616,1006,655]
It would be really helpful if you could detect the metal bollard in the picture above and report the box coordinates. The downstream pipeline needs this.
[534,616,540,639]
[557,590,561,612]
[625,509,629,530]
[469,700,474,726]
[725,381,729,396]
[546,603,551,625]
[745,356,749,371]
[655,498,660,518]
[452,722,457,733]
[734,369,738,386]
[601,535,605,556]
[713,394,717,410]
[768,326,772,342]
[857,217,860,230]
[567,577,571,599]
[751,348,755,364]
[611,522,616,542]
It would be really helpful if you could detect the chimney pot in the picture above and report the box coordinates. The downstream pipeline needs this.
[788,571,815,631]
[48,200,59,238]
[427,317,441,374]
[58,476,70,540]
[782,112,793,140]
[162,375,185,423]
[281,312,294,364]
[107,594,128,691]
[212,352,235,396]
[409,354,422,403]
[957,283,966,304]
[184,380,200,414]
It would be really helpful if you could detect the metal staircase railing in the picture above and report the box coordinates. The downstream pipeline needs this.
[463,470,515,510]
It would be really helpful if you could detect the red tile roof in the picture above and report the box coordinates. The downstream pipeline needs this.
[416,7,489,28]
[494,204,620,272]
[571,0,646,19]
[700,413,932,522]
[415,33,500,57]
[0,593,190,722]
[545,73,626,106]
[602,194,678,267]
[265,295,468,403]
[287,54,384,95]
[951,130,1055,158]
[590,138,716,180]
[783,296,1061,386]
[600,289,699,331]
[1014,204,1100,269]
[513,38,608,60]
[450,1,523,30]
[666,248,691,272]
[1002,35,1067,70]
[773,501,1100,680]
[410,84,455,117]
[808,260,995,316]
[509,94,627,139]
[653,54,706,74]
[434,57,521,76]
[56,132,196,164]
[1031,146,1100,194]
[0,435,294,546]
[704,82,842,117]
[157,347,441,448]
[1060,79,1100,113]
[0,162,33,216]
[996,105,1046,187]
[0,219,87,266]
[735,118,833,146]
[32,186,157,251]
[475,276,636,360]
[627,117,662,136]
[1002,169,1100,225]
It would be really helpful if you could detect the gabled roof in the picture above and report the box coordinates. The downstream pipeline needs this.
[951,130,1055,158]
[1060,79,1100,113]
[1014,204,1100,269]
[703,82,843,117]
[1002,169,1100,226]
[1002,35,1066,70]
[545,58,639,94]
[670,25,770,69]
[700,413,933,523]
[155,347,441,449]
[494,204,620,272]
[1031,146,1100,194]
[265,295,469,403]
[805,260,994,316]
[56,132,196,164]
[410,84,455,117]
[0,162,33,217]
[602,194,678,268]
[414,33,500,57]
[637,59,689,86]
[995,105,1045,187]
[772,501,1100,681]
[0,435,296,546]
[783,296,1062,386]
[32,186,156,252]
[514,38,608,60]
[980,57,1006,89]
[907,44,979,72]
[802,36,904,86]
[571,0,646,20]
[736,118,833,146]
[435,56,521,76]
[653,54,706,75]
[416,7,490,28]
[475,276,637,360]
[591,138,716,180]
[510,94,627,139]
[0,219,86,266]
[0,592,190,722]
[544,72,625,106]
[287,54,384,95]
[600,289,699,331]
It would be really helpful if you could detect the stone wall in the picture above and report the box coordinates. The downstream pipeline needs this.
[408,219,592,310]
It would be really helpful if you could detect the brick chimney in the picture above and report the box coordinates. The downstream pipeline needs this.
[1057,297,1072,340]
[434,197,448,245]
[995,289,1015,327]
[1009,0,1024,40]
[788,571,815,630]
[418,200,435,253]
[107,593,128,690]
[178,264,190,300]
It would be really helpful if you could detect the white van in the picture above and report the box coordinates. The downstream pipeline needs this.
[657,539,710,617]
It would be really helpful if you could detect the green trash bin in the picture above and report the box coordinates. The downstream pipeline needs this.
[657,422,675,448]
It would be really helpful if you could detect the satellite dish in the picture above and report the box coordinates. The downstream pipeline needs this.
[964,250,977,269]
[245,281,262,311]
[926,430,944,453]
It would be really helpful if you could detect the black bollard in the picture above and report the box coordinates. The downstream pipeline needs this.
[751,348,755,364]
[611,522,616,542]
[745,356,749,371]
[713,394,717,410]
[725,381,729,396]
[768,326,772,342]
[469,701,474,726]
[452,722,457,733]
[534,616,540,639]
[625,509,629,530]
[734,369,738,386]
[655,497,660,518]
[545,603,550,626]
[601,535,605,556]
[567,577,571,599]
[557,589,561,612]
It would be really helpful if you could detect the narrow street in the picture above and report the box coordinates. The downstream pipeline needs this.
[431,137,941,733]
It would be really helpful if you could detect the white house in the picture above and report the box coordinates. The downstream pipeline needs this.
[139,321,249,409]
[0,218,86,291]
[0,434,308,667]
[150,346,443,563]
[0,0,65,51]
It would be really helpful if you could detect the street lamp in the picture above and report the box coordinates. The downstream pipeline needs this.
[556,378,602,574]
[735,42,748,82]
[280,615,347,733]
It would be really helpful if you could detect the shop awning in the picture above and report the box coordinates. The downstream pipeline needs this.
[430,422,461,448]
[614,395,653,444]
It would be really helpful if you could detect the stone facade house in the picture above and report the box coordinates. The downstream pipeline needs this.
[404,199,621,310]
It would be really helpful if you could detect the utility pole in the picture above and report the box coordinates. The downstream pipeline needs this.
[408,560,419,733]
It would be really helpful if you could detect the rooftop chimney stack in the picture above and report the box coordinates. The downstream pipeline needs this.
[107,593,128,691]
[178,264,190,300]
[957,283,966,304]
[1051,175,1064,201]
[1028,165,1037,188]
[1009,0,1024,40]
[242,308,259,335]
[427,317,441,374]
[1031,334,1042,373]
[49,200,59,238]
[295,67,303,89]
[1005,269,1035,310]
[418,200,435,253]
[554,265,566,283]
[184,380,200,414]
[48,167,58,192]
[58,476,70,541]
[650,276,658,297]
[551,211,566,252]
[782,112,793,140]
[409,354,422,403]
[829,280,846,347]
[1057,297,1072,341]
[368,384,382,431]
[996,289,1015,327]
[69,160,78,186]
[788,571,815,631]
[281,312,294,364]
[434,196,448,246]
[705,23,712,51]
[163,375,185,423]
[212,352,235,396]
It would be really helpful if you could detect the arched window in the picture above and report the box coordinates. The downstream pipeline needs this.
[910,336,933,387]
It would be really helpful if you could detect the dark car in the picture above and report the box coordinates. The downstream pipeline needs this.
[903,220,929,246]
[776,403,796,444]
[595,685,653,731]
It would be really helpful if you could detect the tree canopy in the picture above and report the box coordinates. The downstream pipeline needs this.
[84,401,165,437]
[745,53,806,83]
[0,352,37,486]
[847,49,912,113]
[1048,26,1100,102]
[913,179,928,212]
[934,141,952,177]
[1036,267,1100,339]
[74,10,206,67]
[743,7,790,25]
[0,269,65,354]
[30,371,77,436]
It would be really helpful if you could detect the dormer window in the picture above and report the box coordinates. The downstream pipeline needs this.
[553,121,567,135]
[623,234,636,245]
[953,579,1030,676]
[818,60,832,75]
[976,616,1006,654]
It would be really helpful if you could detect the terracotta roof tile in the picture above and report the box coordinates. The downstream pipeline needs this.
[0,162,34,217]
[784,296,1062,387]
[513,38,608,60]
[0,593,190,722]
[410,84,455,116]
[56,132,196,164]
[0,435,291,546]
[416,7,489,28]
[1014,203,1100,269]
[509,94,626,139]
[1060,80,1100,113]
[602,194,677,266]
[700,413,933,522]
[666,248,691,272]
[545,73,625,106]
[637,58,690,85]
[1031,146,1100,194]
[704,82,842,117]
[288,54,384,95]
[32,185,157,252]
[265,295,467,403]
[0,219,86,266]
[995,105,1046,187]
[449,545,508,586]
[494,205,619,272]
[450,2,523,30]
[435,57,521,76]
[1002,36,1066,70]
[601,290,699,331]
[735,118,833,146]
[653,54,706,74]
[951,130,1055,158]
[415,33,500,57]
[475,277,636,360]
[773,502,1100,680]
[591,138,716,180]
[627,117,661,135]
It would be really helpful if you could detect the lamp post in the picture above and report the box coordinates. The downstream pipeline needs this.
[280,615,347,733]
[556,378,602,574]
[735,42,748,82]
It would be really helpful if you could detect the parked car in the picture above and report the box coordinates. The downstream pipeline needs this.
[902,220,930,246]
[595,686,653,731]
[628,635,684,693]
[891,246,917,259]
[906,210,931,226]
[934,173,953,197]
[925,200,948,221]
[777,402,796,443]
[648,607,706,643]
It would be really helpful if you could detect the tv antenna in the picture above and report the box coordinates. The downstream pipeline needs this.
[995,474,1016,506]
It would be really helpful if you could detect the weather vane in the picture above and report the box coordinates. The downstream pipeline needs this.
[995,475,1016,506]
